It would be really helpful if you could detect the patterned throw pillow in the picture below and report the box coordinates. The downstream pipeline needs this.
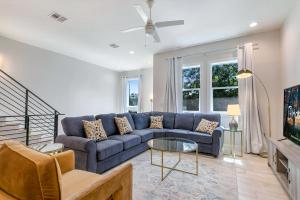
[115,117,133,135]
[149,116,163,129]
[195,119,219,135]
[82,119,107,141]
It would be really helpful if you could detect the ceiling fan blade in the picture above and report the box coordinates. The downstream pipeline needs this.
[134,5,148,23]
[155,20,184,28]
[152,30,160,43]
[121,26,144,33]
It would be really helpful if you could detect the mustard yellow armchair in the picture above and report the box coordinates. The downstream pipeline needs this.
[0,141,132,200]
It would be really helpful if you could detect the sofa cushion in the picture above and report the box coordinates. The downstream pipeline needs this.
[149,115,163,129]
[108,134,141,150]
[131,112,150,129]
[150,112,176,129]
[193,113,221,131]
[150,129,166,138]
[96,140,123,161]
[95,113,117,136]
[195,119,219,135]
[83,119,107,141]
[132,129,154,142]
[165,129,189,138]
[164,129,213,144]
[174,113,194,131]
[62,115,95,137]
[114,116,133,135]
[117,113,135,130]
[186,131,213,144]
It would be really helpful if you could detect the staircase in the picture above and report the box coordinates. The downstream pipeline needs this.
[0,69,63,146]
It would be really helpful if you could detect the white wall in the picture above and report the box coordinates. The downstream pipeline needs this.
[153,30,282,139]
[281,1,300,89]
[0,36,119,133]
[119,68,153,112]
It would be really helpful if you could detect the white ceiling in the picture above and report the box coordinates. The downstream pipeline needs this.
[0,0,296,71]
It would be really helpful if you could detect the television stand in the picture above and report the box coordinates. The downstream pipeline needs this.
[268,138,300,199]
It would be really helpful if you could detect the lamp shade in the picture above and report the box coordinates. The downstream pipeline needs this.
[236,69,253,79]
[227,104,241,116]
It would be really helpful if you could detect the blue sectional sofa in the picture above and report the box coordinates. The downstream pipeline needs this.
[55,112,224,173]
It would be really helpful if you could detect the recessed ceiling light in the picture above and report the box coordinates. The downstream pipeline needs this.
[249,22,258,28]
[129,51,135,54]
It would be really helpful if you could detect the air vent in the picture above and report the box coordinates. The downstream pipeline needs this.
[109,44,120,48]
[49,12,68,23]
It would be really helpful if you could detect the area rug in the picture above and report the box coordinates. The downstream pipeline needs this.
[130,150,238,200]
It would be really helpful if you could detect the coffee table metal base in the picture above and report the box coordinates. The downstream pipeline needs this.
[150,148,199,181]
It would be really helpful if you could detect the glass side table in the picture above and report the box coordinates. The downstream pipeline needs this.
[31,143,64,155]
[223,128,243,158]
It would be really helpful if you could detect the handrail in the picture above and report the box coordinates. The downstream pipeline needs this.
[0,69,61,114]
[0,114,65,118]
[0,68,64,145]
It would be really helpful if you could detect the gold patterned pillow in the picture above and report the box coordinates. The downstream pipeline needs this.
[149,116,163,129]
[195,119,219,135]
[115,117,133,135]
[82,119,107,141]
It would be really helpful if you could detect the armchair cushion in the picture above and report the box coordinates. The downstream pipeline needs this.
[0,141,61,200]
[96,140,123,161]
[54,150,75,174]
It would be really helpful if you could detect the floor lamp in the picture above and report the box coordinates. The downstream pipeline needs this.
[236,69,271,138]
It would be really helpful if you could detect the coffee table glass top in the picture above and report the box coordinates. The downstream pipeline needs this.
[147,137,197,153]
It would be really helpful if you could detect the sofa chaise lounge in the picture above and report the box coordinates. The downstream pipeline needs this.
[56,112,224,173]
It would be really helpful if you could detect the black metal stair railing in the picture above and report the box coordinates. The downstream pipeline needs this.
[0,68,64,146]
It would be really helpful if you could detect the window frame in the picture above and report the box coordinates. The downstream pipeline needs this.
[182,65,201,112]
[209,59,239,113]
[126,78,139,112]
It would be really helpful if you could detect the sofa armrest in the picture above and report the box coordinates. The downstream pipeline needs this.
[211,126,224,157]
[53,150,75,174]
[55,135,97,172]
[94,163,133,200]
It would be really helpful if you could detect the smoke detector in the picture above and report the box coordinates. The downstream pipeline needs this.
[49,12,68,23]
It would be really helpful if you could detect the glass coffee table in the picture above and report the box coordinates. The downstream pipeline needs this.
[31,143,64,155]
[147,137,198,181]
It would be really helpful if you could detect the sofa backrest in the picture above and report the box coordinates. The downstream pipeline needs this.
[193,113,221,131]
[95,113,118,136]
[150,112,176,129]
[174,113,194,131]
[62,115,95,137]
[0,141,61,200]
[131,112,150,130]
[116,113,135,130]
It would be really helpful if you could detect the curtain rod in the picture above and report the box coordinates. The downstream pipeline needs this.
[165,43,259,60]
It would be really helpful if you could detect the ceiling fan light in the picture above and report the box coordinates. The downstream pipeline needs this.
[236,69,253,79]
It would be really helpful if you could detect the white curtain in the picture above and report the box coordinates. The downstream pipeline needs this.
[163,57,182,112]
[138,74,143,112]
[120,76,128,113]
[238,43,266,154]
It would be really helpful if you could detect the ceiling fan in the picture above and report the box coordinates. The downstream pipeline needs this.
[121,0,184,43]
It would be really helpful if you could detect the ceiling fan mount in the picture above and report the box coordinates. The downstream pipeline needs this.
[121,0,184,43]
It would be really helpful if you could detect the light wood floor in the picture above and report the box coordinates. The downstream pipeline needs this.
[229,154,289,200]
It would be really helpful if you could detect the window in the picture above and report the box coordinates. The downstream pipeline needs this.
[211,61,238,112]
[182,66,200,111]
[127,79,139,112]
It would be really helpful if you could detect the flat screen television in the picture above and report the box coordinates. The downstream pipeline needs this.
[284,84,300,145]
